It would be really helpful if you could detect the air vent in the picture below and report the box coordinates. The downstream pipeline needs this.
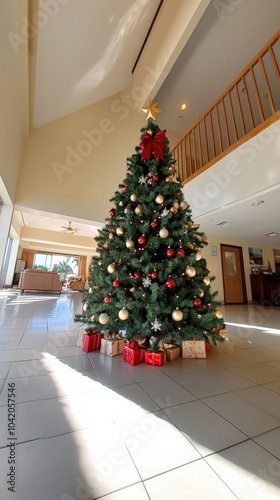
[264,232,279,237]
[216,221,233,227]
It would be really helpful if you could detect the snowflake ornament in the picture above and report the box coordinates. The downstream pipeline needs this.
[139,175,147,185]
[161,208,169,218]
[151,318,162,331]
[142,277,152,288]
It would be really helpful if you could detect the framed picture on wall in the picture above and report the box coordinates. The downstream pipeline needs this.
[249,247,263,265]
[210,246,217,256]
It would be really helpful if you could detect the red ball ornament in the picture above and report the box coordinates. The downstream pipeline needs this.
[113,279,120,288]
[152,174,159,182]
[177,248,185,257]
[104,295,111,304]
[150,271,158,279]
[133,271,141,279]
[166,248,175,258]
[150,220,158,229]
[193,297,202,307]
[138,235,146,245]
[125,172,130,178]
[109,208,116,217]
[122,186,127,192]
[178,191,183,198]
[164,278,176,289]
[124,205,132,213]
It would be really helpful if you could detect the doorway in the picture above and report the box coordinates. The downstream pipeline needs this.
[221,244,247,304]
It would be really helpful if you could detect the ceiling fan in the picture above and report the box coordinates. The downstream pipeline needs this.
[61,222,79,236]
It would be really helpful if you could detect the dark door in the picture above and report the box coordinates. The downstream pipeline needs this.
[221,244,247,304]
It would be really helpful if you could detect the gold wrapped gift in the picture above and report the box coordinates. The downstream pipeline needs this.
[181,340,206,359]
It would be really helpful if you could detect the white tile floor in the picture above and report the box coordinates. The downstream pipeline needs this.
[0,289,280,499]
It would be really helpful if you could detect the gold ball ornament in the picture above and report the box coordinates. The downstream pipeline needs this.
[185,266,196,278]
[99,313,109,325]
[215,310,223,319]
[155,194,164,204]
[118,308,129,320]
[126,239,135,248]
[130,193,138,202]
[165,176,174,183]
[103,241,109,249]
[180,201,189,210]
[159,227,169,238]
[203,276,211,286]
[168,165,175,173]
[116,226,124,236]
[107,263,116,274]
[198,288,204,297]
[130,287,136,293]
[196,250,203,261]
[188,243,194,250]
[90,315,95,322]
[172,308,183,321]
[135,205,143,215]
[173,201,179,209]
[170,206,177,214]
[109,232,114,240]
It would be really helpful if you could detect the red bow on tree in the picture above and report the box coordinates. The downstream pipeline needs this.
[140,131,166,160]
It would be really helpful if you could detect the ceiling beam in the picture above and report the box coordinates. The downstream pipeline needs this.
[132,0,211,107]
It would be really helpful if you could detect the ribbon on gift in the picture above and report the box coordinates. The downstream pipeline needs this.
[140,131,166,160]
[128,339,139,349]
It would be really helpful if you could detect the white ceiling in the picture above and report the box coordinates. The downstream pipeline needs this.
[14,0,280,253]
[34,0,161,127]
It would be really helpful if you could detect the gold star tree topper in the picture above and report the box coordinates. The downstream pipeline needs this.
[142,100,162,121]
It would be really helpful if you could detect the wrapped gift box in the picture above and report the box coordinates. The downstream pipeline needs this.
[101,338,125,357]
[82,331,104,353]
[164,344,181,362]
[182,340,206,358]
[145,350,166,366]
[77,328,87,348]
[123,345,144,366]
[86,328,104,350]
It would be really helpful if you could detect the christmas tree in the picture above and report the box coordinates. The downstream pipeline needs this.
[76,101,227,350]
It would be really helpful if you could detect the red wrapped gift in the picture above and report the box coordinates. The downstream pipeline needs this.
[82,331,104,352]
[123,345,143,366]
[144,350,166,366]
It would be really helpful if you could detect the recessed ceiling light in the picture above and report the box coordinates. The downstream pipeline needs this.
[180,102,188,111]
[251,200,264,206]
[264,232,279,237]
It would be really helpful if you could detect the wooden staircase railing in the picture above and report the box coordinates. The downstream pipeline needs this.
[171,30,280,185]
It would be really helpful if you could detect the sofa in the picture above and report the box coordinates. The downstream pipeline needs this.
[18,269,62,293]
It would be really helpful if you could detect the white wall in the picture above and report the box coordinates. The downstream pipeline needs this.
[16,89,146,224]
[0,0,23,202]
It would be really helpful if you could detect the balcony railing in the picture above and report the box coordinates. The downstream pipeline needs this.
[172,30,280,184]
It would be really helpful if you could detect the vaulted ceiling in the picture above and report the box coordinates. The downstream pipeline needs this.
[13,0,280,252]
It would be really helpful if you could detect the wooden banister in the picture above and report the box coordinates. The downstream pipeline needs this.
[172,30,280,185]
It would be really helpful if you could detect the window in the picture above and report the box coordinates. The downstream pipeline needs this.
[33,253,79,277]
